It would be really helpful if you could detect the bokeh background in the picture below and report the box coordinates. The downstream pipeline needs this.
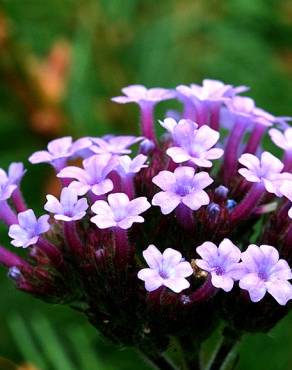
[0,0,292,369]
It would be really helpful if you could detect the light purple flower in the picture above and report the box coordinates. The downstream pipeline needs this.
[269,127,292,151]
[44,187,88,222]
[238,152,288,195]
[239,244,292,305]
[57,154,118,196]
[152,166,213,215]
[90,135,143,155]
[225,96,256,119]
[116,154,148,177]
[0,162,26,201]
[137,244,193,293]
[112,85,175,105]
[196,239,245,292]
[8,209,50,248]
[91,193,151,229]
[160,119,223,167]
[280,181,292,219]
[29,136,92,170]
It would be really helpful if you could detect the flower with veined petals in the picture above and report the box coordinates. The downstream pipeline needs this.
[112,85,175,105]
[91,193,151,229]
[90,135,143,155]
[160,119,223,167]
[238,152,289,196]
[29,136,92,170]
[239,244,292,305]
[44,187,88,222]
[196,239,245,292]
[57,154,118,196]
[269,127,292,151]
[8,209,50,248]
[138,244,193,293]
[152,166,213,215]
[280,181,292,219]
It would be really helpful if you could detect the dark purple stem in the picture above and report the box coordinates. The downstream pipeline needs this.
[113,227,130,266]
[195,102,209,126]
[0,200,18,225]
[0,245,29,268]
[140,103,156,142]
[36,237,62,266]
[11,188,27,212]
[63,221,84,255]
[188,275,218,303]
[244,124,266,154]
[209,102,221,131]
[231,182,265,222]
[283,150,292,172]
[121,174,135,199]
[175,203,194,231]
[182,100,196,120]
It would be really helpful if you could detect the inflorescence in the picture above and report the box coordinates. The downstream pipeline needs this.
[0,79,292,369]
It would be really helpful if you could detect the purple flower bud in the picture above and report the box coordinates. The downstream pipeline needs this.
[8,266,22,280]
[152,166,213,215]
[139,139,155,155]
[207,203,221,218]
[214,185,229,202]
[8,209,50,248]
[44,187,88,222]
[138,244,193,293]
[91,193,151,229]
[239,244,292,305]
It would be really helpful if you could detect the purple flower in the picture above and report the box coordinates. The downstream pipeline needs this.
[90,135,143,155]
[280,181,292,219]
[0,162,26,201]
[152,166,213,215]
[91,193,151,229]
[44,187,88,222]
[29,136,92,170]
[225,96,256,120]
[112,85,175,105]
[239,244,292,305]
[160,119,223,167]
[116,154,148,177]
[238,152,288,196]
[57,154,118,196]
[137,244,193,293]
[8,209,50,248]
[196,239,245,292]
[269,127,292,151]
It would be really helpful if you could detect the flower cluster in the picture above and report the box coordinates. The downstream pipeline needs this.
[0,79,291,369]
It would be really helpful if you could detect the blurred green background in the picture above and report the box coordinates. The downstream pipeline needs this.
[0,0,292,369]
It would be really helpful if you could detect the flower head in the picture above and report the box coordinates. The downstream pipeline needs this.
[196,239,245,292]
[152,167,213,215]
[225,96,256,119]
[112,85,175,105]
[29,137,91,170]
[57,154,118,196]
[238,152,287,195]
[138,244,193,293]
[8,209,50,248]
[90,135,143,155]
[269,127,292,151]
[239,244,292,305]
[160,119,223,167]
[44,187,88,222]
[91,193,151,229]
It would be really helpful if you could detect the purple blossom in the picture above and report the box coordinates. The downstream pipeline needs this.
[116,154,148,177]
[196,239,245,292]
[0,162,26,201]
[112,85,175,105]
[91,193,151,229]
[269,127,292,151]
[280,181,292,219]
[90,135,143,155]
[29,136,92,170]
[238,152,288,196]
[44,187,88,222]
[225,96,256,120]
[160,119,223,167]
[239,244,292,305]
[57,154,118,196]
[8,209,50,248]
[137,244,193,293]
[152,166,213,215]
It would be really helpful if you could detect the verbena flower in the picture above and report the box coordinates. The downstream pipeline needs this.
[91,193,151,229]
[112,85,175,105]
[138,244,193,293]
[152,166,213,214]
[8,209,50,248]
[44,187,88,221]
[239,244,292,305]
[90,135,143,155]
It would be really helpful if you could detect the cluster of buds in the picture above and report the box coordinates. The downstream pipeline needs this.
[0,80,292,369]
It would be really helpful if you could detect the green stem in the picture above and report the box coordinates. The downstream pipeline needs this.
[176,336,201,370]
[139,350,178,370]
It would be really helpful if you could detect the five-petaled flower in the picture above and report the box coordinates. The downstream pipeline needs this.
[44,187,88,222]
[138,244,193,293]
[0,162,26,201]
[239,244,292,305]
[112,85,175,105]
[152,166,213,215]
[8,209,50,248]
[90,135,143,155]
[91,192,151,229]
[195,239,245,292]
